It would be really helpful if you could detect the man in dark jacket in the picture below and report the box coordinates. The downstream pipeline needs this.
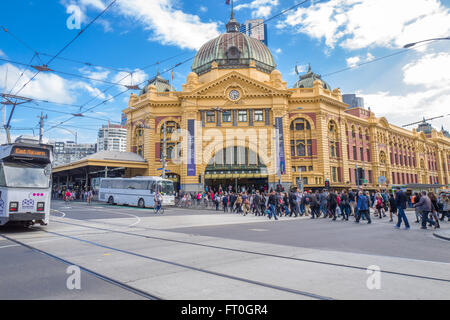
[289,189,298,217]
[394,187,410,229]
[267,190,278,220]
[328,191,338,220]
[310,191,320,219]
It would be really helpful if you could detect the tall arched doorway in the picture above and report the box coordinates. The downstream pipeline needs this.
[204,146,268,193]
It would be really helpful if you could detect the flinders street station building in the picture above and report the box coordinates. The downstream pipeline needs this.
[123,14,450,193]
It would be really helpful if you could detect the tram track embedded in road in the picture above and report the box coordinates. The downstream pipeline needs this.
[0,234,163,300]
[49,217,450,285]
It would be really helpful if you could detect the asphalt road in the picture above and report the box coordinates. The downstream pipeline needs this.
[0,200,448,300]
[0,233,145,300]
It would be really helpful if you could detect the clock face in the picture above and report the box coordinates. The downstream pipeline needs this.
[229,90,240,101]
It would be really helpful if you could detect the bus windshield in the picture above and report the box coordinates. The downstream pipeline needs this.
[159,181,174,195]
[1,162,51,188]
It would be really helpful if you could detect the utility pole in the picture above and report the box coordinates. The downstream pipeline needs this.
[38,112,47,144]
[1,94,33,144]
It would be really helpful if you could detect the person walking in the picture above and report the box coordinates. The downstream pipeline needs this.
[340,190,349,221]
[328,190,338,221]
[310,191,320,219]
[355,191,371,224]
[394,187,410,230]
[375,193,384,219]
[289,188,298,217]
[413,191,432,229]
[222,193,229,213]
[319,190,328,218]
[388,192,397,222]
[267,190,278,220]
[428,192,440,229]
[440,195,450,221]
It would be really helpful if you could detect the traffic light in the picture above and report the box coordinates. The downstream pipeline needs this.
[325,180,330,189]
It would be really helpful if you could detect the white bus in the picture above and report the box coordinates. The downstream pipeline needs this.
[0,139,53,227]
[98,176,175,208]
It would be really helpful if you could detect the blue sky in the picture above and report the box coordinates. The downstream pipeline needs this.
[0,0,449,144]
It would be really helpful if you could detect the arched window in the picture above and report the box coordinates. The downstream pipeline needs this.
[328,121,338,158]
[380,151,386,164]
[290,118,312,157]
[290,118,311,131]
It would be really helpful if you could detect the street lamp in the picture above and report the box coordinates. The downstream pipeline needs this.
[403,36,450,48]
[56,127,77,144]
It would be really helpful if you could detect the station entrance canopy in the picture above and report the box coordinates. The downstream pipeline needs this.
[52,150,147,189]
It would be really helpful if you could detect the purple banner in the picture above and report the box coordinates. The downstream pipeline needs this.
[187,119,196,176]
[276,117,286,175]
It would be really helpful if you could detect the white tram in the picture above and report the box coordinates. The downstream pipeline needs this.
[0,138,53,227]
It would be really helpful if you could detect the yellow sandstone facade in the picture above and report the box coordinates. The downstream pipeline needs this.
[123,16,450,193]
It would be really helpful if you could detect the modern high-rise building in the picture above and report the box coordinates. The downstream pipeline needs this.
[343,94,364,109]
[51,140,97,166]
[97,124,127,152]
[240,19,268,46]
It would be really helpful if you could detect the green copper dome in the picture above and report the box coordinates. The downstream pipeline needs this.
[293,65,332,91]
[140,72,175,95]
[192,16,276,75]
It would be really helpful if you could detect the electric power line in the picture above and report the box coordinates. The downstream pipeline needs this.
[11,0,118,98]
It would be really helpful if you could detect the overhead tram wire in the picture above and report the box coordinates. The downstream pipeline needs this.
[11,0,118,97]
[15,103,120,123]
[0,26,44,94]
[37,52,131,74]
[0,57,134,88]
[1,26,45,65]
[44,0,319,134]
[322,40,439,78]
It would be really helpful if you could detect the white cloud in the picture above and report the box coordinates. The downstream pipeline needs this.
[114,0,221,50]
[235,0,279,18]
[359,52,450,130]
[0,63,75,103]
[346,56,360,67]
[199,6,208,13]
[361,88,450,130]
[112,68,148,87]
[78,66,110,83]
[0,63,112,104]
[346,52,375,67]
[279,0,450,50]
[402,52,450,88]
[0,49,6,58]
[275,48,282,54]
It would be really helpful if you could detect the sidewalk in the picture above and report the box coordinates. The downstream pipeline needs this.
[433,229,450,241]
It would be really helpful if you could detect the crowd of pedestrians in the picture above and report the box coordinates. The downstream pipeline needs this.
[52,187,95,204]
[176,185,450,230]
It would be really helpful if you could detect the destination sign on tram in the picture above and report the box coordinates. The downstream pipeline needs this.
[11,146,50,159]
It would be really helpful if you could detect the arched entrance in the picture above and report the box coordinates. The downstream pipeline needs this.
[204,146,268,193]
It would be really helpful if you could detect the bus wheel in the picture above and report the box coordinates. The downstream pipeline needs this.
[108,196,114,205]
[138,198,145,208]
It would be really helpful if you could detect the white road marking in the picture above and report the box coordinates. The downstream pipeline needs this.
[0,244,20,249]
[51,209,66,218]
[249,229,269,232]
[52,206,141,227]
